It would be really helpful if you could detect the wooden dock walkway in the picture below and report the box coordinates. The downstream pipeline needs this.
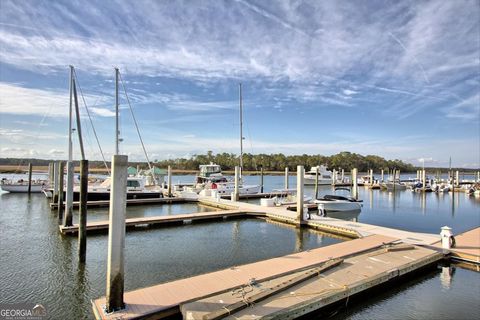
[50,197,190,209]
[60,210,259,235]
[92,234,399,319]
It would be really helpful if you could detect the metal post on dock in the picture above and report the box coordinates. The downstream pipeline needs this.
[106,155,128,313]
[234,166,240,201]
[27,163,33,194]
[64,161,74,227]
[352,168,358,199]
[167,165,172,197]
[52,161,59,204]
[260,167,264,193]
[78,160,88,263]
[284,167,289,190]
[314,166,319,200]
[296,165,304,225]
[57,161,65,221]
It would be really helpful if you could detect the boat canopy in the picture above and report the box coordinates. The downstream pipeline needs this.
[199,164,222,177]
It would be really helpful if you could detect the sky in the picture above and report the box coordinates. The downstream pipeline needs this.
[0,0,479,168]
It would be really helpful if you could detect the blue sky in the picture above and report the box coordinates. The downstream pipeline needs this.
[0,0,478,168]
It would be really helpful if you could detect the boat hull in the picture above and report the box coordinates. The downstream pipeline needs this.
[303,177,332,185]
[43,189,163,201]
[315,200,362,212]
[0,184,45,193]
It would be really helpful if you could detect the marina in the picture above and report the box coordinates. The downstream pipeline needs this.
[1,171,479,319]
[1,1,479,319]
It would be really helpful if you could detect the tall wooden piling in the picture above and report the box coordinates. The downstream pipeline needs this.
[314,166,319,199]
[455,171,459,187]
[284,167,289,190]
[341,169,345,182]
[106,155,128,313]
[352,168,358,199]
[57,162,65,221]
[260,167,264,193]
[381,169,384,182]
[78,160,88,263]
[296,165,304,225]
[27,163,33,194]
[234,166,240,201]
[167,165,172,197]
[64,161,74,227]
[331,169,336,185]
[369,169,373,186]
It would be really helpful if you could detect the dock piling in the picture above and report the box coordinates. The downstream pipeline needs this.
[455,171,459,187]
[314,166,319,199]
[381,169,384,182]
[48,162,54,187]
[284,167,289,190]
[106,155,128,313]
[422,169,426,192]
[27,163,33,194]
[57,161,65,221]
[440,226,454,250]
[52,161,59,204]
[296,165,304,225]
[167,165,172,197]
[234,166,240,201]
[78,160,88,263]
[352,168,358,199]
[369,169,373,186]
[260,167,264,193]
[64,161,74,227]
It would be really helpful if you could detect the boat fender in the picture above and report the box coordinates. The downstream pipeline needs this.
[211,183,217,189]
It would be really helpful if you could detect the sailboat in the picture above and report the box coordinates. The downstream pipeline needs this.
[194,84,260,195]
[44,67,163,201]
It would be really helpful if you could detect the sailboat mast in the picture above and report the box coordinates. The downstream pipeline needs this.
[68,66,74,161]
[239,83,243,171]
[115,67,119,155]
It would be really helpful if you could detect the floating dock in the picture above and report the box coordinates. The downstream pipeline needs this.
[59,209,258,235]
[50,197,190,209]
[81,194,478,319]
[91,235,443,319]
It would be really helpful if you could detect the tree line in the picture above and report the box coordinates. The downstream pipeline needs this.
[153,151,416,172]
[3,152,475,173]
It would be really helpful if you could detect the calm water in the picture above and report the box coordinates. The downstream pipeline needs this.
[0,174,479,319]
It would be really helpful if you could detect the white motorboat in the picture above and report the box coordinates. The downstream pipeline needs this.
[1,179,47,193]
[384,181,407,191]
[195,163,260,195]
[314,194,362,213]
[304,165,333,185]
[270,189,312,206]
